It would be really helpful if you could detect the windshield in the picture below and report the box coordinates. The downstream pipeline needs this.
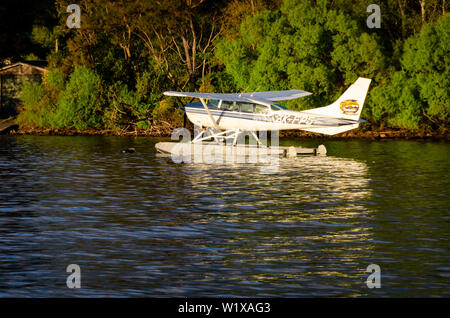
[272,103,287,110]
[207,99,220,108]
[270,104,281,111]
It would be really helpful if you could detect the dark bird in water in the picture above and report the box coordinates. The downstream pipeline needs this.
[120,147,135,154]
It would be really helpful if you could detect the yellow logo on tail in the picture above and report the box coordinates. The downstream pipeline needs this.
[340,100,359,114]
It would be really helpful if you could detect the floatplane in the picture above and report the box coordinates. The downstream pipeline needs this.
[156,77,371,160]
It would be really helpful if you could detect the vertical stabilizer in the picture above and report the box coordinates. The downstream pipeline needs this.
[300,77,371,135]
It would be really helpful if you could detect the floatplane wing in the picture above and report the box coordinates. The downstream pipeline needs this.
[164,90,312,105]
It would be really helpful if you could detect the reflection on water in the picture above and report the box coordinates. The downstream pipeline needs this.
[0,136,448,297]
[182,157,373,296]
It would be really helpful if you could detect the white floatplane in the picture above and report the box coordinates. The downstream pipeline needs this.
[158,77,371,159]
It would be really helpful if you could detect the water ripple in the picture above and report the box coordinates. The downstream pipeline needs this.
[0,136,448,297]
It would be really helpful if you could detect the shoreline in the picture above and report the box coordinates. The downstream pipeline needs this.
[4,126,450,141]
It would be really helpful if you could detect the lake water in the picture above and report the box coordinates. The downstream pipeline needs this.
[0,135,448,297]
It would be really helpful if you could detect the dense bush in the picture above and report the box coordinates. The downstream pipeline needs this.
[152,98,184,128]
[19,66,104,129]
[368,14,449,131]
[52,66,103,129]
[402,14,449,129]
[18,68,65,128]
[18,81,49,127]
[369,72,422,130]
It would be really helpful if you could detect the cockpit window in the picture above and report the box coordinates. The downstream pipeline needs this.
[221,102,238,111]
[220,101,268,113]
[240,103,254,113]
[221,101,232,111]
[208,99,220,108]
[254,104,268,114]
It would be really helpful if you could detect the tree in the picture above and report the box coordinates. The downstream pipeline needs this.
[216,0,385,110]
[402,13,449,128]
[133,0,225,88]
[0,0,56,62]
[369,71,423,130]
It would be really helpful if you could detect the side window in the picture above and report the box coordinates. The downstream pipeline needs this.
[221,101,232,111]
[230,102,240,112]
[255,104,268,114]
[222,102,240,112]
[240,103,254,113]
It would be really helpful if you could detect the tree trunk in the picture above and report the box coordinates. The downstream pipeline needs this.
[419,0,426,27]
[190,16,197,76]
[181,36,193,76]
[398,0,407,39]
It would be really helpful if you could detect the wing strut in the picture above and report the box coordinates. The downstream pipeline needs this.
[199,98,220,129]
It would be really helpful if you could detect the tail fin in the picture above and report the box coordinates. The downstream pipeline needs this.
[300,77,371,135]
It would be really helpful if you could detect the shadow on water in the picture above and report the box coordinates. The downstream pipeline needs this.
[0,135,448,296]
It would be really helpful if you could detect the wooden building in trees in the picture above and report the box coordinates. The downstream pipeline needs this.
[0,61,47,118]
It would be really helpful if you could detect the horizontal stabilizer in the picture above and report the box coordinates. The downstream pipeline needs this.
[301,123,360,135]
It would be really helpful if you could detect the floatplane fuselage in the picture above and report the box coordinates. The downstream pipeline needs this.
[164,77,371,145]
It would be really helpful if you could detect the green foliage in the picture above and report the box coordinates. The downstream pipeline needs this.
[22,53,40,61]
[52,66,103,129]
[105,83,152,129]
[18,68,66,128]
[401,14,449,127]
[369,72,422,130]
[0,0,56,61]
[152,98,184,127]
[31,25,59,51]
[206,70,238,93]
[216,1,385,110]
[215,1,447,131]
[18,81,54,127]
[368,13,449,131]
[15,0,448,133]
[103,68,169,130]
[45,68,65,91]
